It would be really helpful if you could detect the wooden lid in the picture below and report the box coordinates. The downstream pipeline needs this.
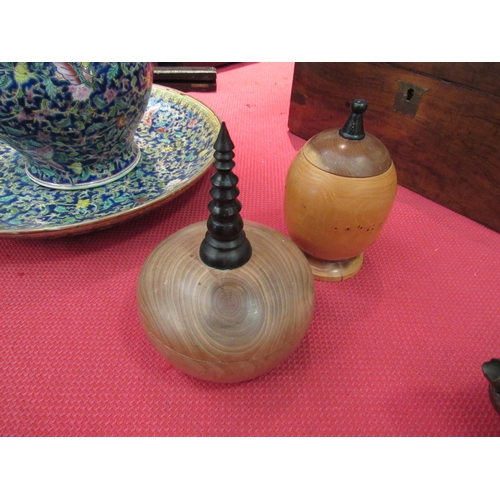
[302,99,392,178]
[302,129,392,178]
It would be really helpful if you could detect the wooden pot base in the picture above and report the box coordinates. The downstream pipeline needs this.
[305,253,364,282]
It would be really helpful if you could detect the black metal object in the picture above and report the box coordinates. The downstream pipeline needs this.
[199,122,252,269]
[339,99,367,140]
[393,80,429,118]
[153,66,216,92]
[482,358,500,416]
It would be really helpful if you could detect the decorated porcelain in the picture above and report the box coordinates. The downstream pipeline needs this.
[0,85,220,237]
[0,62,153,189]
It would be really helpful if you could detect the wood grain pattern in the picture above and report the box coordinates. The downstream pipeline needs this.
[284,154,397,262]
[303,128,392,178]
[391,62,500,98]
[288,62,500,233]
[306,253,364,282]
[137,221,315,383]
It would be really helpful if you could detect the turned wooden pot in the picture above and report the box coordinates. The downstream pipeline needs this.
[284,99,397,281]
[137,122,315,383]
[137,221,315,383]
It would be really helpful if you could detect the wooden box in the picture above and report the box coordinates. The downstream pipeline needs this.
[288,63,500,233]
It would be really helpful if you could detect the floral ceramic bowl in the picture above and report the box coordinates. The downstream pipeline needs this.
[0,62,153,190]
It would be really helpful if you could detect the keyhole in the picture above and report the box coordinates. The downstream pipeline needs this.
[406,88,415,102]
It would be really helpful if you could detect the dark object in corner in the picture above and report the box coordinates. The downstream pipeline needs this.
[153,65,217,92]
[482,359,500,416]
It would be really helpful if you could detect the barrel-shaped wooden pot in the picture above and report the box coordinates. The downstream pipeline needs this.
[284,122,397,281]
[137,221,315,383]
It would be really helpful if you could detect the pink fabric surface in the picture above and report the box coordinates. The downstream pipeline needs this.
[1,62,499,436]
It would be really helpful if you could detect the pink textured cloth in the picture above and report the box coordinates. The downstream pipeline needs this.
[1,63,499,436]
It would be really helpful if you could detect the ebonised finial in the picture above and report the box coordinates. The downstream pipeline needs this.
[199,122,252,269]
[339,99,367,140]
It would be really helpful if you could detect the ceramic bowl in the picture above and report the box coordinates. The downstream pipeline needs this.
[0,62,153,190]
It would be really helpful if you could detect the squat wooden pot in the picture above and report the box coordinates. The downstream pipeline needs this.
[137,221,315,383]
[137,122,315,384]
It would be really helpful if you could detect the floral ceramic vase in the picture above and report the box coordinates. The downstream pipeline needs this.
[0,62,153,190]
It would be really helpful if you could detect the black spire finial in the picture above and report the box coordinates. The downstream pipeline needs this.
[199,122,252,269]
[339,99,368,140]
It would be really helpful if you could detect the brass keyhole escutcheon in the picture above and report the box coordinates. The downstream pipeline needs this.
[394,81,429,117]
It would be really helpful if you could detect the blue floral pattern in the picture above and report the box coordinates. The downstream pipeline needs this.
[0,62,153,189]
[0,85,220,237]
